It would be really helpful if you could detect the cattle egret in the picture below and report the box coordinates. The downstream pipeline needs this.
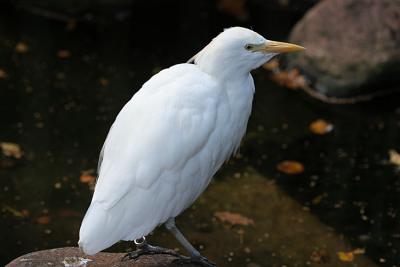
[79,27,304,266]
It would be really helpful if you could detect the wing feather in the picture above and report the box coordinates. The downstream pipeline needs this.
[92,64,218,209]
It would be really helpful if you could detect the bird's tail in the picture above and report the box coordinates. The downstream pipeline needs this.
[78,202,123,255]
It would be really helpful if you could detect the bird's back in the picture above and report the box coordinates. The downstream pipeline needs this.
[79,62,254,255]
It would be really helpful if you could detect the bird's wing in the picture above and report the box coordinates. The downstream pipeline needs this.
[92,64,219,210]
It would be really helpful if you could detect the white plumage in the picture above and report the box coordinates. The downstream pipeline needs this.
[79,27,304,257]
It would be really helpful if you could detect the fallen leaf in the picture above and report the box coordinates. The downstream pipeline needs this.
[309,119,334,135]
[1,142,23,159]
[277,160,304,174]
[353,248,365,255]
[57,50,71,59]
[80,173,95,184]
[0,69,8,79]
[270,69,307,89]
[3,205,29,218]
[214,211,254,226]
[15,42,29,53]
[337,251,354,262]
[389,149,400,166]
[36,215,51,225]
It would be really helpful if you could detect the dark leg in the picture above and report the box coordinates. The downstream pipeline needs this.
[165,218,216,267]
[121,236,183,261]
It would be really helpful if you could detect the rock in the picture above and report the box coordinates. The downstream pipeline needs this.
[6,247,201,267]
[286,0,400,97]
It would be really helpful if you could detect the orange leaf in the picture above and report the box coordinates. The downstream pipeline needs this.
[309,119,333,135]
[80,174,95,184]
[214,211,254,226]
[277,160,304,174]
[337,251,354,262]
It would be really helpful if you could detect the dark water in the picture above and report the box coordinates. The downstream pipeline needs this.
[0,2,399,267]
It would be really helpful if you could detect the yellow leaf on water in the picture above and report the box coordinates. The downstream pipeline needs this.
[277,160,304,174]
[337,251,354,262]
[214,211,254,226]
[389,149,400,166]
[309,119,334,135]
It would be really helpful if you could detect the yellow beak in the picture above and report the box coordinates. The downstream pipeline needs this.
[256,40,305,53]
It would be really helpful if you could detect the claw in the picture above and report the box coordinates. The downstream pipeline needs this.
[121,243,183,262]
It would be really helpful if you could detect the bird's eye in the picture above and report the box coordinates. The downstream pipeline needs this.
[244,44,254,51]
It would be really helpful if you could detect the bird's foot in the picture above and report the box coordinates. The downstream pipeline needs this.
[173,255,217,267]
[121,243,183,262]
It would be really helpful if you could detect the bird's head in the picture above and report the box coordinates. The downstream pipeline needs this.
[192,27,304,79]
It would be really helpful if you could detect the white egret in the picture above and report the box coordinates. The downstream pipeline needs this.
[79,27,304,266]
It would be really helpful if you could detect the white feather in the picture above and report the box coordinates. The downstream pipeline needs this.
[78,27,276,255]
